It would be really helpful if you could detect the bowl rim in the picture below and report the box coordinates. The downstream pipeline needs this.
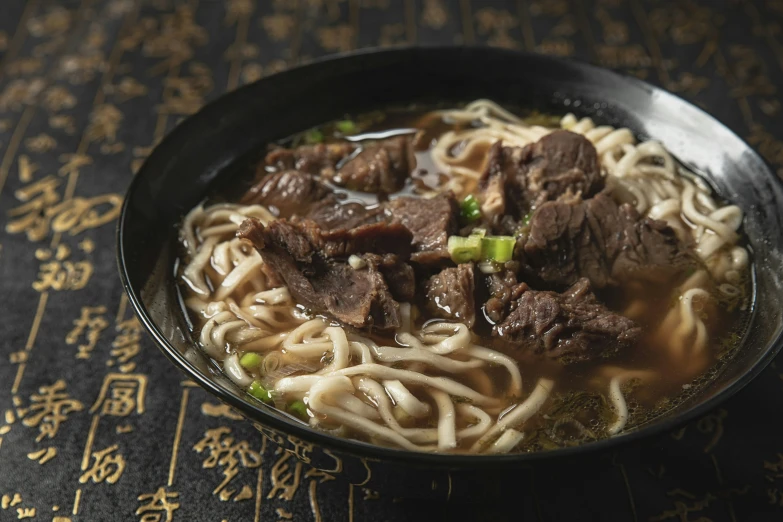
[117,44,783,467]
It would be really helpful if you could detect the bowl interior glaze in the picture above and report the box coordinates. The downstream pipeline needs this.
[118,46,783,469]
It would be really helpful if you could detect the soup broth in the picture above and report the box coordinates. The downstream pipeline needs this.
[178,101,751,454]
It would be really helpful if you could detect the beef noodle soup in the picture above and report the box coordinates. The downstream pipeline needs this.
[178,100,751,454]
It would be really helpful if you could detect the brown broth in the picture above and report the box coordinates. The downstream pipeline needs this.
[305,107,751,446]
[187,104,753,452]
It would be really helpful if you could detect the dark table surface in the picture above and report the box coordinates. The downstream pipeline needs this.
[1,0,783,521]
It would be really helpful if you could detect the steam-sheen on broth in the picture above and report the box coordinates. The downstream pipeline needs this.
[178,100,751,454]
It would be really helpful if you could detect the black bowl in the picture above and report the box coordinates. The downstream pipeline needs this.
[117,46,783,498]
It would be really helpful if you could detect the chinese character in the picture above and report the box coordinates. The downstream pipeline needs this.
[7,173,122,243]
[90,373,147,417]
[316,25,353,53]
[79,444,126,484]
[48,193,123,236]
[136,487,180,522]
[59,53,105,85]
[86,104,123,145]
[284,434,313,465]
[49,114,77,134]
[109,318,142,372]
[143,5,208,74]
[106,77,148,103]
[475,8,520,49]
[32,250,94,291]
[66,306,108,359]
[193,427,262,500]
[6,176,60,241]
[261,14,294,41]
[19,380,84,441]
[0,78,44,111]
[157,62,212,116]
[267,452,303,502]
[42,85,77,112]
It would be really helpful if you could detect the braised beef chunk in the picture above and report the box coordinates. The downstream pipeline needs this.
[522,193,696,289]
[325,136,415,194]
[265,142,354,177]
[365,253,416,302]
[611,204,695,284]
[387,194,459,265]
[425,263,476,327]
[477,131,604,230]
[522,194,605,288]
[484,268,519,324]
[477,141,509,227]
[493,278,641,363]
[320,222,413,259]
[519,130,603,206]
[240,170,331,216]
[238,218,402,329]
[306,196,387,231]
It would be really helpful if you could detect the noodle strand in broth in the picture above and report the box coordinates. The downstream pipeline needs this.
[178,100,751,454]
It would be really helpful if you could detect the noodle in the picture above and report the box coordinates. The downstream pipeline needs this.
[470,378,554,452]
[177,100,750,454]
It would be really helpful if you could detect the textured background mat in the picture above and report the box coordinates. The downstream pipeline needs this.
[1,1,783,520]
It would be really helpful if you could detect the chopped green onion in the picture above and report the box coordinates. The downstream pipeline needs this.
[288,400,308,420]
[240,353,262,370]
[305,129,324,143]
[460,195,481,223]
[521,212,533,227]
[248,381,273,403]
[470,228,486,238]
[336,120,357,134]
[448,235,482,264]
[481,236,516,263]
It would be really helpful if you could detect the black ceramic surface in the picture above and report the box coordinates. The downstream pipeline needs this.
[118,46,783,494]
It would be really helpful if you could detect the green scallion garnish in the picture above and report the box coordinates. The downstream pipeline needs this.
[240,352,262,370]
[481,236,516,263]
[336,120,357,134]
[447,235,482,264]
[460,195,482,223]
[248,381,273,403]
[305,129,324,143]
[288,400,308,420]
